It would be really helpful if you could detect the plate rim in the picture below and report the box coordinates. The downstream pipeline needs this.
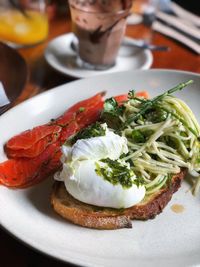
[2,69,200,119]
[0,69,200,267]
[1,68,200,117]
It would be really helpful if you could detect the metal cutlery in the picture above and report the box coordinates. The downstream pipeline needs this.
[122,37,170,51]
[70,34,169,52]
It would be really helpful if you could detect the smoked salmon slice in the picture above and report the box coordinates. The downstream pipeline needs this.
[0,143,61,188]
[67,93,103,113]
[5,93,104,159]
[6,125,62,151]
[5,132,61,158]
[18,149,62,188]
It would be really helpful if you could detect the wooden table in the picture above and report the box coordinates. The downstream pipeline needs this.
[0,14,200,267]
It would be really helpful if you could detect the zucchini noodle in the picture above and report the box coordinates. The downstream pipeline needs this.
[119,94,200,195]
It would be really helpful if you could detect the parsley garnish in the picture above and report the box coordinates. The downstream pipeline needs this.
[71,122,106,144]
[128,90,136,99]
[95,158,144,189]
[101,98,125,129]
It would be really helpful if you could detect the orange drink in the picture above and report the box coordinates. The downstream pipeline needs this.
[0,9,48,46]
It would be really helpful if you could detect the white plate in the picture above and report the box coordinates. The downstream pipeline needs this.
[44,33,153,78]
[0,70,200,267]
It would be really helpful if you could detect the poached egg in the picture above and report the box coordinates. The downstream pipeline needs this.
[55,125,145,209]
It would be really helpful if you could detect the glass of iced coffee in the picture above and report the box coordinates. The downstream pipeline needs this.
[69,0,132,70]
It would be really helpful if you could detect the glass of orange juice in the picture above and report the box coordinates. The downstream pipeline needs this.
[0,0,48,47]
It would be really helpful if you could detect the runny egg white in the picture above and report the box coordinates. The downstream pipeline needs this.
[55,125,146,209]
[63,128,128,162]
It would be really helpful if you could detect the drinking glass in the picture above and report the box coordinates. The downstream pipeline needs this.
[69,0,132,70]
[0,0,48,47]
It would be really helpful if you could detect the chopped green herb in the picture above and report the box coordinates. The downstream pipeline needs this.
[95,158,133,188]
[71,122,106,144]
[101,97,125,129]
[143,129,154,137]
[95,158,143,189]
[131,130,145,143]
[104,97,118,112]
[145,107,168,123]
[164,136,179,149]
[79,107,85,112]
[128,90,136,99]
[134,176,145,187]
[196,157,200,164]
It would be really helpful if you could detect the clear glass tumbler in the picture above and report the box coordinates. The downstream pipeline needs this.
[69,0,132,70]
[0,0,48,47]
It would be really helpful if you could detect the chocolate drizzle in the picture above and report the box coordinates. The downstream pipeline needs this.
[89,13,129,43]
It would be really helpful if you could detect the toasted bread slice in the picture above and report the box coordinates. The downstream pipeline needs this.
[51,170,186,230]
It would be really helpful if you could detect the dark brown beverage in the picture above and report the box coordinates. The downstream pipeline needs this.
[69,0,132,69]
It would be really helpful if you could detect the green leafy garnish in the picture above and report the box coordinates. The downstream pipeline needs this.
[104,97,119,112]
[71,122,106,144]
[128,90,136,99]
[95,158,133,188]
[101,98,125,129]
[145,106,168,123]
[95,158,143,189]
[196,157,200,164]
[131,130,145,143]
[78,107,85,112]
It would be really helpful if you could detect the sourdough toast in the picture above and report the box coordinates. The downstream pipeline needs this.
[51,170,186,230]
